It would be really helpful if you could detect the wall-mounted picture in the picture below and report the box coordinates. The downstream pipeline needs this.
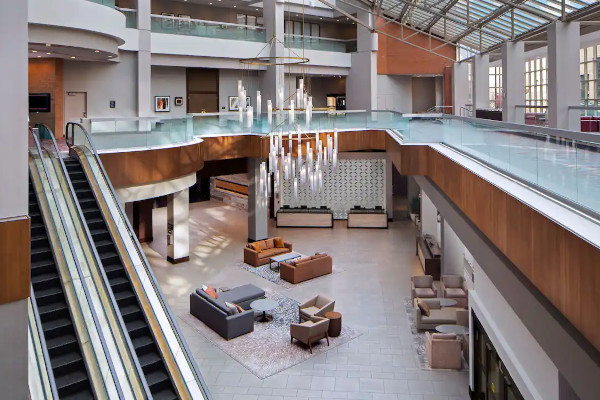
[228,96,251,111]
[155,96,170,112]
[161,13,175,30]
[174,97,183,106]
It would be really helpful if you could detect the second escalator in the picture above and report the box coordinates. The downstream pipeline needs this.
[63,157,179,400]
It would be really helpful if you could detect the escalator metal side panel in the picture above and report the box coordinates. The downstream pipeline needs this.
[28,296,57,400]
[70,147,193,400]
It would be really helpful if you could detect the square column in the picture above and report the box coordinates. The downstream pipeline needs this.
[248,158,268,242]
[501,41,525,124]
[167,189,189,263]
[347,9,378,110]
[453,62,469,116]
[261,0,285,112]
[548,22,580,130]
[472,54,490,111]
[137,0,152,118]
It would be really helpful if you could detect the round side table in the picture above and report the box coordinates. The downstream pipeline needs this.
[325,311,342,337]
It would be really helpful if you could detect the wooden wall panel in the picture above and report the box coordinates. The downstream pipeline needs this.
[99,142,204,188]
[0,217,30,305]
[399,143,600,351]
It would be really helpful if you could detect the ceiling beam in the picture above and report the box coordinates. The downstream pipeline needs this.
[423,0,461,32]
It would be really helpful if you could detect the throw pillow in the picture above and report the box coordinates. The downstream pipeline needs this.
[204,286,218,299]
[233,303,245,313]
[224,301,239,315]
[265,238,275,249]
[274,237,284,248]
[253,242,262,252]
[417,299,431,317]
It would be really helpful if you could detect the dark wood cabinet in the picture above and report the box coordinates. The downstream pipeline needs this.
[416,235,441,280]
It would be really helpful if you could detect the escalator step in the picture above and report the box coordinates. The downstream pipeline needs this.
[31,246,52,256]
[113,289,136,302]
[32,259,55,269]
[90,228,109,237]
[35,285,63,301]
[110,276,130,291]
[99,251,119,262]
[55,369,90,395]
[31,272,60,288]
[103,264,124,277]
[125,319,148,335]
[31,233,48,241]
[138,351,162,371]
[43,317,73,335]
[145,369,170,389]
[50,351,83,371]
[46,332,78,352]
[94,239,113,249]
[132,335,154,352]
[120,303,142,319]
[152,388,178,400]
[61,388,95,400]
[37,300,68,316]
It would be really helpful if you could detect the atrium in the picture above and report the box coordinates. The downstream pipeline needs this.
[1,0,600,399]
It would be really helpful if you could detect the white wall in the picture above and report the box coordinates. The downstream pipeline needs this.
[420,190,440,243]
[63,51,138,118]
[442,219,465,276]
[412,77,437,112]
[377,74,412,113]
[471,264,560,400]
[151,66,186,116]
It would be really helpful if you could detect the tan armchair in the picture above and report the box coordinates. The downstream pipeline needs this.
[425,332,463,369]
[455,308,470,361]
[299,295,335,322]
[290,316,330,353]
[441,275,468,308]
[411,275,437,301]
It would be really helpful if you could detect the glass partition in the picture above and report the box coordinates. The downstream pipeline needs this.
[284,34,356,52]
[118,8,137,28]
[151,14,266,42]
[87,0,115,7]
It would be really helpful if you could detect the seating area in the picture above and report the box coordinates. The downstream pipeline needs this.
[244,237,293,266]
[280,254,333,284]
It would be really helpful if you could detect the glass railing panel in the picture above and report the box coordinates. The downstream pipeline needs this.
[577,139,600,212]
[118,8,137,28]
[151,15,266,42]
[87,0,115,8]
[284,34,353,52]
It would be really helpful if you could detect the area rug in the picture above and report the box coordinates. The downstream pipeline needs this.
[236,261,344,289]
[403,297,467,371]
[180,289,361,379]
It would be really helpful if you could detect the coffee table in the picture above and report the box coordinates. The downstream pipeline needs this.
[269,251,302,272]
[250,298,279,322]
[435,324,469,335]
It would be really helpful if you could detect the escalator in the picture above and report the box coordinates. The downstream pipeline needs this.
[63,158,178,400]
[29,177,94,399]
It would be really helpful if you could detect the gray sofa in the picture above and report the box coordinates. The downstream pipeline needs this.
[190,284,265,340]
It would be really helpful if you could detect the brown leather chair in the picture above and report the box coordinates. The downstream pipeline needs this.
[280,254,332,284]
[290,316,330,353]
[244,237,292,267]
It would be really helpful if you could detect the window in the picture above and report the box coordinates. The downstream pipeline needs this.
[489,66,502,110]
[580,45,600,111]
[525,57,547,114]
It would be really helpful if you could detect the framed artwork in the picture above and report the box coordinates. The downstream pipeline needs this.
[161,13,175,30]
[155,96,170,112]
[174,97,183,106]
[228,96,251,111]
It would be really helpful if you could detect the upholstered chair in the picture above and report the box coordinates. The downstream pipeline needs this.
[299,295,335,322]
[411,275,437,301]
[290,316,330,353]
[425,332,463,370]
[441,275,468,308]
[455,308,470,361]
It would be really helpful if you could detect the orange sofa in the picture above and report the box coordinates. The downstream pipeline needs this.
[280,254,332,284]
[244,237,292,267]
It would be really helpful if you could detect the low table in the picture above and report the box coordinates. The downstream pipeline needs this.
[435,324,469,335]
[250,298,279,323]
[270,251,302,272]
[325,311,342,337]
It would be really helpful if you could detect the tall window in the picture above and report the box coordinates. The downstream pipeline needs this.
[580,45,600,109]
[525,57,547,114]
[488,66,502,109]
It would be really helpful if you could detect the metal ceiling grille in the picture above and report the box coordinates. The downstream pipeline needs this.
[374,0,599,52]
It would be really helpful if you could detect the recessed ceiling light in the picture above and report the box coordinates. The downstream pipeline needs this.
[108,55,113,58]
[209,2,212,4]
[32,50,37,53]
[45,43,51,47]
[71,56,76,59]
[320,17,322,19]
[46,52,51,55]
[233,5,236,7]
[37,55,41,58]
[94,50,100,53]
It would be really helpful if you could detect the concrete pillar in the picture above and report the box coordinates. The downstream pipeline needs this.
[132,199,154,243]
[261,0,285,112]
[346,9,378,110]
[248,158,268,242]
[167,189,189,263]
[453,62,469,116]
[548,22,580,130]
[0,0,28,398]
[501,41,525,124]
[472,54,490,111]
[137,0,152,118]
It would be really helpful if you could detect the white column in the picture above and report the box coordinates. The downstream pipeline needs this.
[261,0,285,112]
[472,54,490,111]
[502,41,525,124]
[137,0,152,117]
[248,158,268,242]
[167,189,189,263]
[0,0,28,397]
[346,9,378,110]
[453,62,469,116]
[548,22,580,130]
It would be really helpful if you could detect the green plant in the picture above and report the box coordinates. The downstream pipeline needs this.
[410,196,420,215]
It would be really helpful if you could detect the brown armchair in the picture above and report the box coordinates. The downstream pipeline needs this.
[290,316,330,353]
[299,295,335,322]
[441,275,468,308]
[243,237,293,267]
[411,275,437,301]
[425,332,463,369]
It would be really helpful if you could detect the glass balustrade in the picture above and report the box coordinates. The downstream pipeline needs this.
[284,34,357,52]
[118,8,137,28]
[87,0,115,8]
[151,14,266,42]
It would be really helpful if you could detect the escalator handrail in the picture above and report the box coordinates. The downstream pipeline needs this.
[40,125,153,399]
[30,129,125,400]
[28,283,60,400]
[66,121,212,399]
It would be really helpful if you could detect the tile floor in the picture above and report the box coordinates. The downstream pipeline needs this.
[143,199,469,400]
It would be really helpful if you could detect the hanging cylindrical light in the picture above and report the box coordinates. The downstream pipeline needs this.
[256,91,261,118]
[289,100,295,123]
[267,100,273,126]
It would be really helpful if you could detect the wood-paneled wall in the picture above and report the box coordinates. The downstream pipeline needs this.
[0,217,30,305]
[393,143,600,352]
[98,141,204,188]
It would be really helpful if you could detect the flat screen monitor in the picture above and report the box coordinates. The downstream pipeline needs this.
[29,93,51,112]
